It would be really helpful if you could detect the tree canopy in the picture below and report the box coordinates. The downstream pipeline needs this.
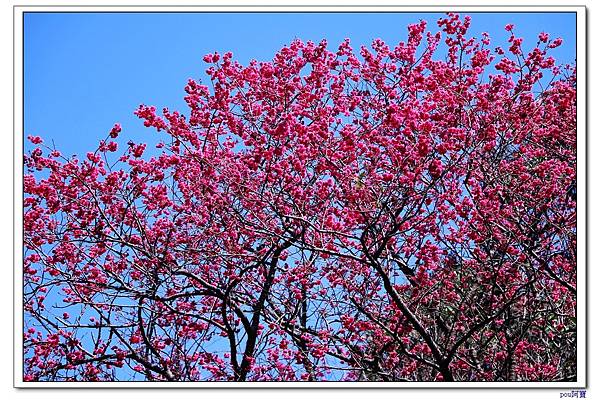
[24,14,576,382]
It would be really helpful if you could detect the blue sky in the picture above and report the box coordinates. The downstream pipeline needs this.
[24,12,576,156]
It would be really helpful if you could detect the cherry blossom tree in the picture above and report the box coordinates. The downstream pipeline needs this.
[23,14,576,382]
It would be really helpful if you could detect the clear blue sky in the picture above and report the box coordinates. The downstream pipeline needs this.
[24,12,576,156]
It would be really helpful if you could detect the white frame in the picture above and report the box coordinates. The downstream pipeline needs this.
[13,3,587,388]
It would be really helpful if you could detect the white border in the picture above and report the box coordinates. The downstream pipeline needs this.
[13,4,587,389]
